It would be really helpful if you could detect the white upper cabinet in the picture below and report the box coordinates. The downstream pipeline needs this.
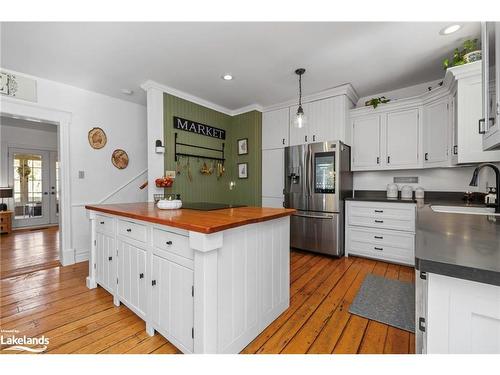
[385,108,420,169]
[351,115,381,170]
[423,98,450,167]
[449,61,500,163]
[289,95,350,146]
[482,22,500,150]
[262,108,289,150]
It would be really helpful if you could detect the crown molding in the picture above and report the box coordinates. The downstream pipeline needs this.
[230,103,264,116]
[445,60,481,82]
[141,80,263,117]
[262,83,359,113]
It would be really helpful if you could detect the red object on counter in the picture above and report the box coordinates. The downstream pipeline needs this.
[155,177,174,188]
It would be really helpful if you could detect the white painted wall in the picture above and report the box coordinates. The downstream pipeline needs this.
[353,164,500,193]
[0,117,58,155]
[0,68,147,262]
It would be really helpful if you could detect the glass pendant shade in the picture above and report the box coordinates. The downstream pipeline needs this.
[294,105,307,129]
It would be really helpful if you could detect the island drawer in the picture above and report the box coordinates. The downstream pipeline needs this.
[95,214,115,234]
[153,228,193,260]
[118,219,147,243]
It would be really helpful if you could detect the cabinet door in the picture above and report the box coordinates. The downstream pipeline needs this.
[262,148,284,199]
[117,240,147,317]
[289,103,312,146]
[351,114,381,170]
[262,108,289,149]
[96,232,115,293]
[423,99,449,166]
[307,96,344,143]
[450,92,459,164]
[427,273,500,353]
[482,22,500,150]
[482,23,500,150]
[152,254,194,352]
[385,108,420,168]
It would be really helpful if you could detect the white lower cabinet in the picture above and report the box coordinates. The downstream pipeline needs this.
[117,240,147,317]
[96,231,116,294]
[345,201,415,266]
[425,272,500,353]
[88,211,291,354]
[151,254,194,353]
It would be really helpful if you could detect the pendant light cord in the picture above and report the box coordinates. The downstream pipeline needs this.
[298,73,302,107]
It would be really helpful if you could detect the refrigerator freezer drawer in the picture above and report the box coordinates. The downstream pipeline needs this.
[290,212,340,256]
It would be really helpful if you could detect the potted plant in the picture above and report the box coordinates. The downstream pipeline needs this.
[442,39,481,70]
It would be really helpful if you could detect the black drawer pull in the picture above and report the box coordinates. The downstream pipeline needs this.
[374,220,384,223]
[374,247,383,251]
[139,273,144,279]
[126,228,132,232]
[100,221,105,224]
[374,210,383,213]
[374,236,383,239]
[152,280,157,286]
[108,256,112,261]
[166,241,173,245]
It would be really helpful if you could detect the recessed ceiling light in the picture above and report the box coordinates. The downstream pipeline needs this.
[222,74,233,81]
[121,88,134,95]
[440,24,461,35]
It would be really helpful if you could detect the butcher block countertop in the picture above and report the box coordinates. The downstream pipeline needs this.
[85,202,296,234]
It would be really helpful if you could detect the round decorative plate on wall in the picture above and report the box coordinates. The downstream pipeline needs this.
[111,149,129,169]
[88,127,107,149]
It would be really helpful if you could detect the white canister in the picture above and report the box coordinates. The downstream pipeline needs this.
[401,185,413,199]
[386,183,398,198]
[415,187,425,199]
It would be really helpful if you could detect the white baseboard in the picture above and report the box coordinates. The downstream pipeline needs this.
[75,249,89,263]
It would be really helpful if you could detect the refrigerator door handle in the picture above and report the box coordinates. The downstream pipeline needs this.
[293,213,335,220]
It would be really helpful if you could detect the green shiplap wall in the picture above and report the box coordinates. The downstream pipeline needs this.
[163,94,262,206]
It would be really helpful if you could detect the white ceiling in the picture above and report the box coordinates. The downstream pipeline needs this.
[1,22,480,110]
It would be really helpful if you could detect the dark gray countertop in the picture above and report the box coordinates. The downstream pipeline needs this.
[415,199,500,286]
[347,190,500,286]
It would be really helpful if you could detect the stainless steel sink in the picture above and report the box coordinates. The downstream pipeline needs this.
[431,205,500,216]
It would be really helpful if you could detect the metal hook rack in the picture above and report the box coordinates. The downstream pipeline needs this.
[174,132,225,162]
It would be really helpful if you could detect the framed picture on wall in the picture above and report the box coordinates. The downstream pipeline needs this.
[237,138,248,155]
[238,163,248,179]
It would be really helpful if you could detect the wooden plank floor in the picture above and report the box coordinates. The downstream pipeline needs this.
[1,226,60,280]
[0,228,415,354]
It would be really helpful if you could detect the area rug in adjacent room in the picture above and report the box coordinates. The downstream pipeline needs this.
[349,273,415,332]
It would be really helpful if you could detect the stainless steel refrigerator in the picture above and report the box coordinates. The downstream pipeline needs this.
[284,141,352,257]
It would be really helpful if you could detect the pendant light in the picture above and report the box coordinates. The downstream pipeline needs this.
[293,68,307,129]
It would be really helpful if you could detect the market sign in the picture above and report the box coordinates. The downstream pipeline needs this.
[173,116,226,140]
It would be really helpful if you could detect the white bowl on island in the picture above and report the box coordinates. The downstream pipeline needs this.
[157,199,182,210]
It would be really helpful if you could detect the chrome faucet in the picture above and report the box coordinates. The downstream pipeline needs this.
[469,163,500,213]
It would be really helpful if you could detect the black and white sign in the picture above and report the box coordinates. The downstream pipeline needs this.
[173,116,226,140]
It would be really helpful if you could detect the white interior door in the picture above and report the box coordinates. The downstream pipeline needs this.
[8,148,51,228]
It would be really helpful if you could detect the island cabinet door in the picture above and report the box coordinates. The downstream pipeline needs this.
[117,240,147,317]
[151,254,194,353]
[96,232,116,294]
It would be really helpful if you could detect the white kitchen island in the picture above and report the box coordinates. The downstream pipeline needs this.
[85,203,294,354]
